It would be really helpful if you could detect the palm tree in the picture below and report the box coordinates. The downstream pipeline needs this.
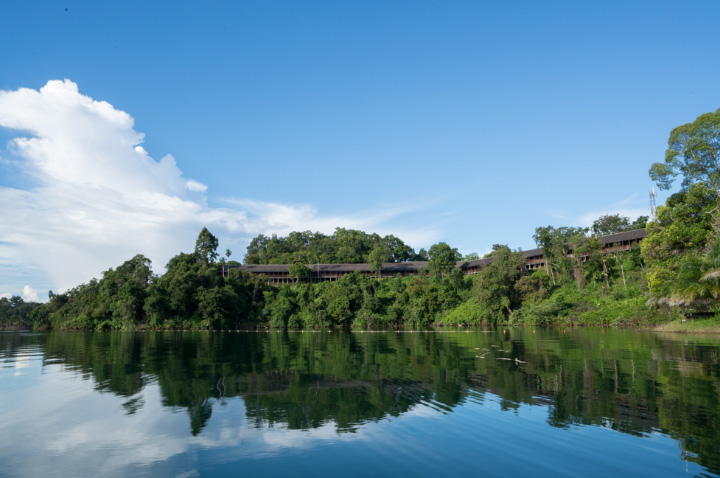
[671,240,720,306]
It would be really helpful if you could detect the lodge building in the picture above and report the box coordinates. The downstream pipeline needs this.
[230,229,647,285]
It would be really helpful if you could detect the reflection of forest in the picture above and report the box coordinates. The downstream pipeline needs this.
[3,330,719,474]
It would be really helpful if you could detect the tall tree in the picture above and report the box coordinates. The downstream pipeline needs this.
[194,227,219,265]
[382,234,413,262]
[427,242,461,279]
[649,108,720,195]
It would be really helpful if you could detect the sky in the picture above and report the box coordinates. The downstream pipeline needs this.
[1,1,719,300]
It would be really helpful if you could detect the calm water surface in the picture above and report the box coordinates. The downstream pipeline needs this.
[1,328,719,477]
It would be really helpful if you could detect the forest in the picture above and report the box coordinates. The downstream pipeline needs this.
[2,107,719,331]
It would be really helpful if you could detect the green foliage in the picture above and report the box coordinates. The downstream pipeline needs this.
[641,184,718,298]
[669,238,720,307]
[591,214,647,236]
[511,279,673,327]
[427,242,461,279]
[28,228,274,331]
[243,228,425,265]
[533,225,588,284]
[650,107,720,194]
[368,243,392,276]
[440,296,482,325]
[195,227,220,265]
[514,270,551,303]
[592,214,631,236]
[474,247,526,324]
[263,288,297,328]
[0,296,42,329]
[288,262,312,283]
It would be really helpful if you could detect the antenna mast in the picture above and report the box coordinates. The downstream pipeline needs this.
[649,188,657,221]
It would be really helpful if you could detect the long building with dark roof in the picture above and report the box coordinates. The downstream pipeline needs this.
[231,229,647,284]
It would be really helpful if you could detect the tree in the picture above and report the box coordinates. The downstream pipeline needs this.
[382,235,413,262]
[474,247,526,324]
[427,242,461,279]
[630,216,649,230]
[650,108,720,196]
[195,227,219,265]
[641,184,718,297]
[368,244,391,278]
[221,249,232,278]
[533,226,588,284]
[670,238,720,309]
[592,214,631,236]
[288,262,312,285]
[591,214,648,237]
[414,248,429,261]
[241,229,425,265]
[244,234,270,264]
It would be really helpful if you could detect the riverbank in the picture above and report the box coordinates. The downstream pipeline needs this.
[12,319,720,334]
[652,317,720,334]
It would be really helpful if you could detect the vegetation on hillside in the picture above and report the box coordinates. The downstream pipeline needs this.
[2,108,720,330]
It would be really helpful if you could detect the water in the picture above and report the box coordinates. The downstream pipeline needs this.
[1,328,718,477]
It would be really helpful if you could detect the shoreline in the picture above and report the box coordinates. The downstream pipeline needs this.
[5,320,720,334]
[649,319,720,334]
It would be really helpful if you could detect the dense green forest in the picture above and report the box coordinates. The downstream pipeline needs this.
[244,229,431,264]
[2,108,719,331]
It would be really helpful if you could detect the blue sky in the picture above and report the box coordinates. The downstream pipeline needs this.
[1,1,719,299]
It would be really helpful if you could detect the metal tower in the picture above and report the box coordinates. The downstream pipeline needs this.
[649,188,657,221]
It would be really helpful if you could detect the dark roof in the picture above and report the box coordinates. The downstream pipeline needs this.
[234,229,647,274]
[237,262,430,274]
[459,257,494,269]
[522,248,544,258]
[598,228,647,245]
[238,264,290,273]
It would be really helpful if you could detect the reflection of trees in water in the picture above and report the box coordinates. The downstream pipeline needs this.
[10,329,720,474]
[239,373,430,431]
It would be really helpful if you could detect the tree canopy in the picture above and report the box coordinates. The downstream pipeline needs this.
[592,214,648,236]
[427,242,461,278]
[650,108,720,195]
[24,102,720,333]
[195,227,219,265]
[243,228,426,265]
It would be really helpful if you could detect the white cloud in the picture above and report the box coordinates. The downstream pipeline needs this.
[22,285,40,302]
[0,80,436,292]
[0,292,11,299]
[222,197,440,247]
[185,179,208,193]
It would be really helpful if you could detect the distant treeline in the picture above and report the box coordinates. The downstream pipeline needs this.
[244,229,431,265]
[3,107,720,330]
[0,208,681,331]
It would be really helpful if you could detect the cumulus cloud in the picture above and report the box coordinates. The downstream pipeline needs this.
[22,285,40,302]
[0,80,435,293]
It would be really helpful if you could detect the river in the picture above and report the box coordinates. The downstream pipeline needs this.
[1,328,718,477]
